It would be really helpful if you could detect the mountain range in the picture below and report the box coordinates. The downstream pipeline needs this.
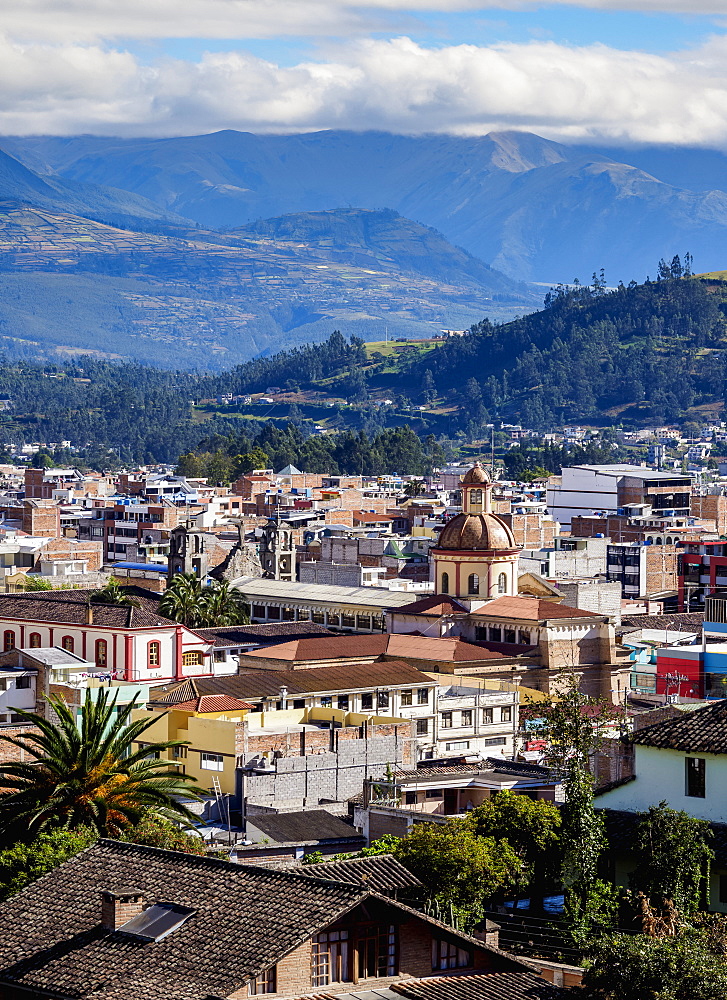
[5,129,727,282]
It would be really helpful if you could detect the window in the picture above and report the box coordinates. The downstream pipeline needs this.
[61,635,74,653]
[29,632,41,648]
[377,691,390,710]
[485,737,506,747]
[416,719,429,736]
[267,606,281,621]
[361,693,373,710]
[95,639,107,668]
[501,706,512,723]
[504,629,516,644]
[16,675,31,689]
[400,690,413,707]
[312,929,350,986]
[518,630,531,646]
[417,688,429,705]
[482,708,493,724]
[497,572,507,594]
[214,650,226,662]
[282,607,295,621]
[441,712,453,729]
[686,757,706,798]
[297,608,310,621]
[432,939,473,971]
[182,651,203,667]
[405,791,417,805]
[321,696,333,708]
[441,572,449,594]
[446,741,470,752]
[173,746,188,759]
[337,694,349,710]
[147,641,160,667]
[357,616,371,631]
[461,710,473,727]
[469,489,482,506]
[252,605,266,619]
[489,627,502,642]
[342,613,356,628]
[293,699,305,710]
[3,631,14,652]
[426,789,442,799]
[249,966,277,995]
[200,752,224,771]
[312,610,325,624]
[468,573,480,595]
[358,924,396,980]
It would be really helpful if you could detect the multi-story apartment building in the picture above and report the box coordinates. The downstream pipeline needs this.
[547,465,693,528]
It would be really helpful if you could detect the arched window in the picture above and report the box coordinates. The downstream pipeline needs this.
[61,635,74,653]
[148,641,160,667]
[665,536,673,545]
[469,489,482,506]
[497,573,507,594]
[3,630,14,652]
[468,573,480,595]
[95,639,107,668]
[29,632,41,648]
[655,537,663,545]
[441,572,449,595]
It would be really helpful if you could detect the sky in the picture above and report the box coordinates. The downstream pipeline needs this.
[2,0,727,146]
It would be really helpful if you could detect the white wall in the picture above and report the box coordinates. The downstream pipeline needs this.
[597,744,727,823]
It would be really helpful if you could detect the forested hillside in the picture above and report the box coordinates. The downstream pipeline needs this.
[1,268,726,471]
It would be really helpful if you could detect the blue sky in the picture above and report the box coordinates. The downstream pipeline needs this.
[1,1,727,144]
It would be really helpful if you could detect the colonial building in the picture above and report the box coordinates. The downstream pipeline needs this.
[431,463,519,602]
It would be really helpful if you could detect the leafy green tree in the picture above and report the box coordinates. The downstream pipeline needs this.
[0,826,96,901]
[0,689,199,844]
[630,802,713,914]
[403,479,426,497]
[582,931,727,1000]
[469,791,561,909]
[523,672,625,943]
[231,447,269,477]
[175,452,205,477]
[117,813,205,855]
[394,818,523,929]
[20,576,53,591]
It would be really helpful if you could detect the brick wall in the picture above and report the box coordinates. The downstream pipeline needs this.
[499,513,558,549]
[22,501,60,537]
[644,546,679,595]
[42,537,104,572]
[0,723,41,765]
[691,494,727,535]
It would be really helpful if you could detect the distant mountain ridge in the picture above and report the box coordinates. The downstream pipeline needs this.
[5,129,727,281]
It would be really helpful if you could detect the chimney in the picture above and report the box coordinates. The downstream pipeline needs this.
[101,889,145,931]
[86,604,94,625]
[472,919,500,949]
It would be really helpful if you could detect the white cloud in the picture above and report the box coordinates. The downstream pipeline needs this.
[1,0,726,45]
[2,32,727,147]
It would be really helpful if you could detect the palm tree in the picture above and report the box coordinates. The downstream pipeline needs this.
[158,572,205,627]
[160,574,248,628]
[200,579,249,627]
[90,577,139,607]
[0,688,199,844]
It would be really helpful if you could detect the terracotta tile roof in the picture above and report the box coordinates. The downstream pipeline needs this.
[171,694,256,713]
[393,595,469,617]
[0,840,539,1000]
[0,838,368,1000]
[0,588,175,629]
[386,635,504,662]
[151,659,435,704]
[194,622,332,647]
[621,612,704,632]
[631,698,727,754]
[239,634,389,662]
[474,597,603,621]
[392,971,566,1000]
[297,854,423,894]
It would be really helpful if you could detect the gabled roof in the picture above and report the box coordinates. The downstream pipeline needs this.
[393,594,469,617]
[473,597,603,622]
[240,634,389,663]
[151,659,435,704]
[0,588,175,629]
[193,621,332,647]
[297,854,423,894]
[172,694,255,714]
[0,839,538,1000]
[631,698,727,754]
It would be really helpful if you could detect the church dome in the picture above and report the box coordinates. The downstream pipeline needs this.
[436,512,516,551]
[461,461,490,485]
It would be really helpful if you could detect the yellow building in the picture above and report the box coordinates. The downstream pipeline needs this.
[431,462,519,601]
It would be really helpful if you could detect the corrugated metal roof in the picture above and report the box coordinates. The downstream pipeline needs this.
[231,577,424,608]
